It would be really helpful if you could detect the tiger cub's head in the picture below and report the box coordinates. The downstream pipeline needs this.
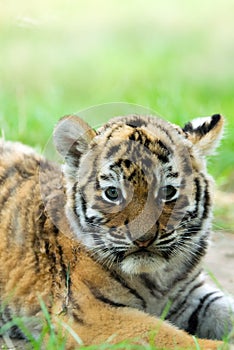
[54,114,224,274]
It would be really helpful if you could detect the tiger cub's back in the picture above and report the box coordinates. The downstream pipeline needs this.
[0,140,67,320]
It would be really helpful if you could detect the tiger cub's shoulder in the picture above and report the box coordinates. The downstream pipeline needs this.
[0,138,59,174]
[0,139,42,171]
[0,139,37,157]
[0,139,63,205]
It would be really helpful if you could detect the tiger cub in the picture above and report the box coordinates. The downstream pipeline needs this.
[0,114,233,349]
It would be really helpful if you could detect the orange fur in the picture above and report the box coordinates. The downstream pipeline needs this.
[0,132,224,349]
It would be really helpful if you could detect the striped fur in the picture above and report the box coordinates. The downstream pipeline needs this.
[0,114,231,349]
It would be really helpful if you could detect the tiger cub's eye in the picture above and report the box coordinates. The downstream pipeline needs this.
[104,187,120,201]
[159,185,177,202]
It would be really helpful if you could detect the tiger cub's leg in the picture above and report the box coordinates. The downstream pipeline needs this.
[53,305,223,350]
[50,285,223,350]
[167,281,234,341]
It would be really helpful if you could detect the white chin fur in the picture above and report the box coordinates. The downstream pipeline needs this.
[120,256,162,275]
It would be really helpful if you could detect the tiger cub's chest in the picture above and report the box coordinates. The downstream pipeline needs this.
[112,263,203,318]
[92,269,173,316]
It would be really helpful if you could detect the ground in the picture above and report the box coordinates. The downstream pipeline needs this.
[205,231,234,294]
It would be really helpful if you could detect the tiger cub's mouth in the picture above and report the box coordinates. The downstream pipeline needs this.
[115,246,166,275]
[124,247,159,258]
[119,251,165,275]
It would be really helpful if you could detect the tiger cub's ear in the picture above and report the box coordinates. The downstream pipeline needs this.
[53,115,96,160]
[183,114,224,156]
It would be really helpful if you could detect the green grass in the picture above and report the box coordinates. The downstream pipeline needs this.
[0,1,234,348]
[1,1,234,187]
[0,0,234,186]
[1,1,234,180]
[1,0,234,232]
[0,303,230,350]
[0,302,229,350]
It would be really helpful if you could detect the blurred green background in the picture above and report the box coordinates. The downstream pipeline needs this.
[1,0,233,229]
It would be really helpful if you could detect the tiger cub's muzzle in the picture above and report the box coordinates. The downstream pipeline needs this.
[131,224,158,248]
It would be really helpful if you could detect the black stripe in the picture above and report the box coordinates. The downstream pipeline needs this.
[92,233,105,246]
[72,181,79,215]
[75,188,97,226]
[173,268,202,289]
[106,144,121,159]
[86,285,127,308]
[72,312,85,325]
[157,235,176,247]
[157,140,171,155]
[209,114,221,130]
[201,295,223,319]
[109,230,125,241]
[4,177,36,248]
[85,215,103,225]
[109,237,128,246]
[182,177,211,236]
[68,294,85,325]
[180,177,202,229]
[32,203,48,272]
[0,165,18,185]
[42,226,64,283]
[202,178,210,219]
[155,124,175,144]
[128,130,173,161]
[186,291,218,335]
[57,243,69,286]
[0,158,37,185]
[149,140,172,163]
[109,271,146,309]
[192,177,201,218]
[99,174,115,182]
[167,277,204,320]
[25,179,38,238]
[0,175,26,210]
[180,234,207,265]
[80,152,100,195]
[129,130,146,146]
[127,169,137,182]
[141,274,168,297]
[125,118,147,128]
[98,124,124,147]
[157,153,169,164]
[95,293,127,308]
[80,194,87,216]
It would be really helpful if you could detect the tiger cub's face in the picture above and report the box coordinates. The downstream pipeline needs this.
[54,114,224,274]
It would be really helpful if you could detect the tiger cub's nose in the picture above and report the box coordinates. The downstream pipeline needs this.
[133,228,157,248]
